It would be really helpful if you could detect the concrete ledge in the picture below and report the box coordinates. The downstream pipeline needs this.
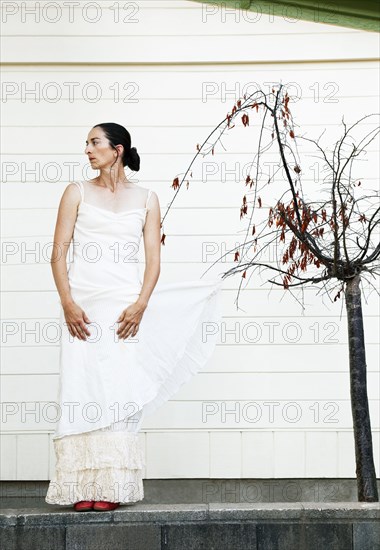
[1,501,379,524]
[1,502,379,550]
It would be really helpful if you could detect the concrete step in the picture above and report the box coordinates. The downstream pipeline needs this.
[1,502,379,550]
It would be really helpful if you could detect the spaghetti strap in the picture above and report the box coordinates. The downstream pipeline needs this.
[72,180,84,202]
[145,189,153,210]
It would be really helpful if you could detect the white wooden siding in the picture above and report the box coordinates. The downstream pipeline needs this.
[1,0,379,480]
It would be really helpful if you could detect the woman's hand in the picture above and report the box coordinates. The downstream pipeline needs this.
[62,301,91,340]
[116,301,147,340]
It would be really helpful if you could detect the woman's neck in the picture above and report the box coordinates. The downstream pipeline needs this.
[95,173,133,192]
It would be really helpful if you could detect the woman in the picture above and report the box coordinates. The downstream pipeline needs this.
[45,123,223,512]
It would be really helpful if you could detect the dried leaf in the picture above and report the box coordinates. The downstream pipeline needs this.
[242,113,249,127]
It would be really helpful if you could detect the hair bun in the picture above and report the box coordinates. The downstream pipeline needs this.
[127,146,140,172]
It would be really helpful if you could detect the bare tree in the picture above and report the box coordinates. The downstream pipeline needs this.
[161,84,379,502]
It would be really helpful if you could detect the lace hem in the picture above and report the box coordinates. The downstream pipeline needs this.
[45,467,144,505]
[45,430,145,505]
[54,431,145,471]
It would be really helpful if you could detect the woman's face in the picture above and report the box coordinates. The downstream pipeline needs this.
[84,127,122,169]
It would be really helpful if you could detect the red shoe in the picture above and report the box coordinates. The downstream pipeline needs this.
[73,500,95,512]
[93,501,120,511]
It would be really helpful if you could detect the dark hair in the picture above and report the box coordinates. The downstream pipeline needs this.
[93,122,140,172]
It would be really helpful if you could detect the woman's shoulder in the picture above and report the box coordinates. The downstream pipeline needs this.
[65,180,83,194]
[135,185,158,201]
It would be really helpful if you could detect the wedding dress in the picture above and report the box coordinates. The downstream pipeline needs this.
[45,180,223,505]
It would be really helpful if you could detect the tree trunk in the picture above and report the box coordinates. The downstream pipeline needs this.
[345,274,378,501]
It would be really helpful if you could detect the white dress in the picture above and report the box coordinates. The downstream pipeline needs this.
[45,180,223,505]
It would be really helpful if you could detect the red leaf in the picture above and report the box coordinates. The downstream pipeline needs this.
[242,113,249,127]
[240,195,248,219]
[172,177,179,190]
[289,130,295,139]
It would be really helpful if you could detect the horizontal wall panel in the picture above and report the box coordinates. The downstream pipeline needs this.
[1,66,378,104]
[1,206,255,237]
[4,233,380,273]
[0,261,226,290]
[6,398,376,432]
[1,372,379,406]
[1,312,379,347]
[1,153,378,195]
[3,112,380,155]
[2,341,380,377]
[1,2,357,38]
[0,346,59,375]
[2,287,379,320]
[2,32,376,64]
[138,400,380,431]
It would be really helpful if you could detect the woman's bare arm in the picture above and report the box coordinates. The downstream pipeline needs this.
[50,183,80,307]
[115,191,161,340]
[137,190,161,308]
[51,183,91,340]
